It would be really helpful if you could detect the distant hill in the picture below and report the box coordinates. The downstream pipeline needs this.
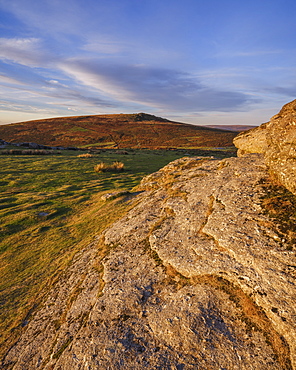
[205,125,258,132]
[0,113,237,149]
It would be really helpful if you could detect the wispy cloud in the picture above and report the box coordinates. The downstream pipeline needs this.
[0,68,117,124]
[0,0,88,37]
[60,59,254,112]
[0,78,116,110]
[82,39,129,55]
[0,73,25,86]
[0,99,57,114]
[217,49,283,58]
[264,86,296,97]
[0,37,51,66]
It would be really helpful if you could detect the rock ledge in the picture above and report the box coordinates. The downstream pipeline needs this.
[234,99,296,195]
[2,154,295,370]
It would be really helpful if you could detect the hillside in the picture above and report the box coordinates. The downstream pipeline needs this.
[0,113,237,149]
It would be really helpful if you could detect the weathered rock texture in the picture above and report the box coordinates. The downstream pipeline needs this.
[1,154,296,369]
[234,100,296,195]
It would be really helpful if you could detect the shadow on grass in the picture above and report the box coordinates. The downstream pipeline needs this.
[47,207,73,219]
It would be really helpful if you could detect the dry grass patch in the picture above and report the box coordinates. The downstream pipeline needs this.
[77,153,93,158]
[94,161,124,173]
[259,178,296,250]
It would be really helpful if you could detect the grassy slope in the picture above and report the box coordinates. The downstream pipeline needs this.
[0,113,237,149]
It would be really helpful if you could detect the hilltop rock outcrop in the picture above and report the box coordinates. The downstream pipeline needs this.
[234,99,296,195]
[0,139,9,148]
[2,153,295,369]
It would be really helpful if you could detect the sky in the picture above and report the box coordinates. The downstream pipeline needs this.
[0,0,295,126]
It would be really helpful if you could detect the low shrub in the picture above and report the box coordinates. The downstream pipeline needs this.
[94,161,125,173]
[77,153,93,158]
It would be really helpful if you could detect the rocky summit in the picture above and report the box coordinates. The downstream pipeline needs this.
[234,99,296,195]
[1,103,296,370]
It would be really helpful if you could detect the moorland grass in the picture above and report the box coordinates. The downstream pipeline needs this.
[94,161,125,173]
[0,147,235,356]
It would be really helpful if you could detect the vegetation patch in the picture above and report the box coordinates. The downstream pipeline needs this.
[164,264,192,289]
[259,178,296,250]
[77,152,93,158]
[94,161,125,173]
[52,337,73,360]
[0,113,238,149]
[142,238,163,267]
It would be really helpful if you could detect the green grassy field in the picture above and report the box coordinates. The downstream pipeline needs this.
[0,148,235,356]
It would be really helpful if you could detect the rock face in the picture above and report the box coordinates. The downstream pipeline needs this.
[234,100,296,195]
[2,154,295,369]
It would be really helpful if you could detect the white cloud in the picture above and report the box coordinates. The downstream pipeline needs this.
[46,79,68,88]
[0,37,51,66]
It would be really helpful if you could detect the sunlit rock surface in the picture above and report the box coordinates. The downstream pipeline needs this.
[2,155,295,369]
[234,99,296,195]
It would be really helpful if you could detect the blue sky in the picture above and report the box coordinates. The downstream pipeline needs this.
[0,0,295,125]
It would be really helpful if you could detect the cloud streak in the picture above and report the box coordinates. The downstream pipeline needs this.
[217,49,284,58]
[60,59,254,112]
[0,36,255,114]
[0,37,52,66]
